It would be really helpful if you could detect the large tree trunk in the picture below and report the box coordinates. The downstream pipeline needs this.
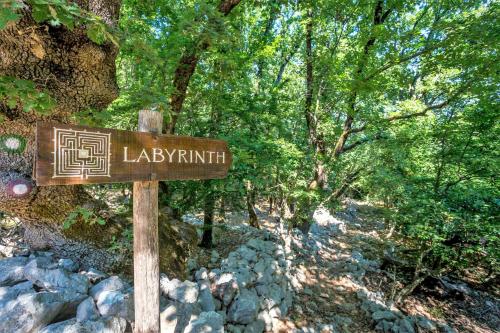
[0,1,122,271]
[0,2,196,276]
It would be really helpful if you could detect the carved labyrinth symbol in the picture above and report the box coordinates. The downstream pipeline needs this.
[53,127,111,179]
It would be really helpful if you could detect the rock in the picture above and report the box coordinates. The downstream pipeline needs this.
[208,269,221,281]
[257,310,273,332]
[397,318,415,333]
[244,318,265,333]
[0,291,86,333]
[90,276,126,300]
[438,324,458,333]
[228,289,259,324]
[187,258,198,273]
[0,281,34,307]
[195,268,208,281]
[372,310,398,322]
[77,296,100,322]
[197,280,215,312]
[161,278,199,304]
[227,324,244,333]
[160,301,198,333]
[184,311,224,333]
[158,216,199,278]
[39,317,126,333]
[253,260,267,273]
[415,316,436,331]
[24,258,89,294]
[96,290,134,320]
[213,273,239,306]
[82,268,107,283]
[58,258,79,272]
[210,250,220,264]
[375,320,394,332]
[0,256,28,286]
[216,310,227,324]
[238,246,257,263]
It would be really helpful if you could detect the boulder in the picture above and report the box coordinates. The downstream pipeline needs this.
[257,310,273,332]
[0,291,86,333]
[243,318,265,333]
[0,256,28,286]
[372,310,398,322]
[161,278,199,304]
[158,214,199,278]
[24,258,89,294]
[0,281,34,307]
[39,317,126,333]
[160,301,199,333]
[82,268,107,284]
[76,296,100,322]
[228,289,259,324]
[90,276,126,300]
[375,320,394,333]
[195,268,209,281]
[58,259,79,272]
[238,246,257,263]
[213,273,239,306]
[397,318,415,333]
[415,316,437,331]
[197,280,215,312]
[96,290,134,321]
[184,311,224,333]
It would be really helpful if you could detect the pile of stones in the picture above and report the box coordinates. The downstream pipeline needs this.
[0,227,295,333]
[357,287,457,333]
[160,233,295,333]
[0,252,132,333]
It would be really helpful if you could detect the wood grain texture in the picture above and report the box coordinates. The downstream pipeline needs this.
[35,121,232,186]
[134,109,161,333]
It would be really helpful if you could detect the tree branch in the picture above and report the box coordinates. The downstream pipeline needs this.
[164,0,242,134]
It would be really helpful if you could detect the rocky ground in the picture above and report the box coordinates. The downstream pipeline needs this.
[0,199,498,332]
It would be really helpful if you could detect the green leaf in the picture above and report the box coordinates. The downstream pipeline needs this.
[0,7,20,30]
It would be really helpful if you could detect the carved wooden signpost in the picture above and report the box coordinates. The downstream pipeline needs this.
[34,110,232,333]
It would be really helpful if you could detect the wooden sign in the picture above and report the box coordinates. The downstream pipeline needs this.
[35,122,232,186]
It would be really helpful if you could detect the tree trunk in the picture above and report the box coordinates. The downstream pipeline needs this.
[0,2,195,276]
[0,2,122,271]
[200,181,215,248]
[246,182,259,229]
[163,0,242,135]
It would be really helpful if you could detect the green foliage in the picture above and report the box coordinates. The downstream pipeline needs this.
[63,207,106,230]
[0,76,56,115]
[28,0,494,283]
[0,0,119,46]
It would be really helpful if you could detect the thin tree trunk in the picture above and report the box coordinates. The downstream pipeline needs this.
[246,181,260,229]
[200,181,215,248]
[163,0,242,134]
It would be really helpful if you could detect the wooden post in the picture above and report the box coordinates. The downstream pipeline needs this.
[133,109,162,333]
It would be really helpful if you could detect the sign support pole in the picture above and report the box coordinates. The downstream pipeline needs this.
[133,109,162,333]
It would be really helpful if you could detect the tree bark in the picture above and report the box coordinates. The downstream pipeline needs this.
[0,1,122,271]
